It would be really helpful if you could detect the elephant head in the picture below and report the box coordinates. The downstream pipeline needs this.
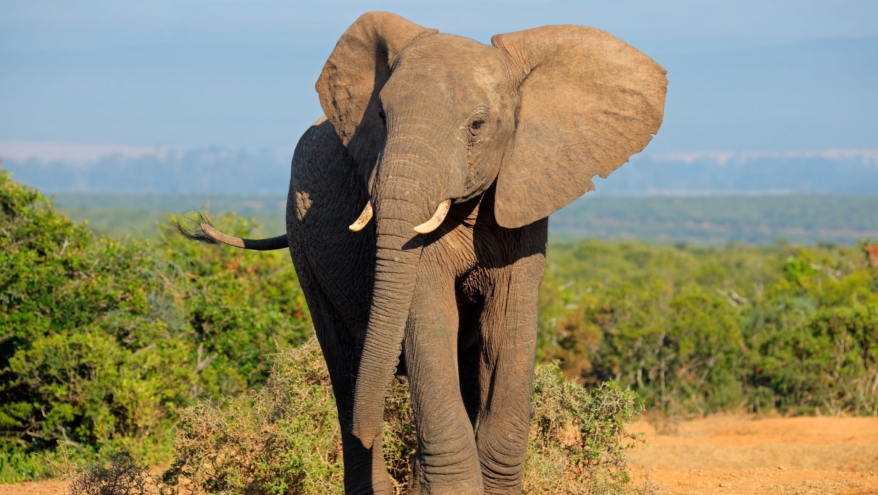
[316,12,667,450]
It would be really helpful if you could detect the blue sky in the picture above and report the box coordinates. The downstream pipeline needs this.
[1,0,876,152]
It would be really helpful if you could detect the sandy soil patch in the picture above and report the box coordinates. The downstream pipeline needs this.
[0,480,68,495]
[629,415,878,494]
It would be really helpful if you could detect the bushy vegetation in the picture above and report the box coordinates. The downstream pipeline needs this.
[538,239,878,417]
[162,341,349,494]
[523,368,642,494]
[0,170,309,482]
[161,340,641,495]
[68,452,160,495]
[3,170,878,489]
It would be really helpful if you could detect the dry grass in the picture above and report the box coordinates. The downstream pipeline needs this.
[68,453,160,495]
[160,341,347,494]
[69,340,645,494]
[523,366,653,494]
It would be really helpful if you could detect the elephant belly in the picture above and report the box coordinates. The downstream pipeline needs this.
[286,119,375,337]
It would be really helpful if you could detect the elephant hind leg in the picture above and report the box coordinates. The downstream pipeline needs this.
[291,256,394,494]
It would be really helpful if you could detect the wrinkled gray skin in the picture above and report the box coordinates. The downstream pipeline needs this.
[191,11,666,495]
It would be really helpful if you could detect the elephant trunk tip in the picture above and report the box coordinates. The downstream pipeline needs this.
[352,422,381,450]
[352,370,402,450]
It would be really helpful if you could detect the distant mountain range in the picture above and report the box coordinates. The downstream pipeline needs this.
[595,149,878,195]
[2,143,877,196]
[1,144,292,195]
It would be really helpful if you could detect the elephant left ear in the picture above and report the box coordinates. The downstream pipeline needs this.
[492,26,667,229]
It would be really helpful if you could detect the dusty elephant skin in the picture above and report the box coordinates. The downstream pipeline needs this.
[185,11,666,495]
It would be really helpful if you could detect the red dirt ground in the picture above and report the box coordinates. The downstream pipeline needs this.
[628,415,878,494]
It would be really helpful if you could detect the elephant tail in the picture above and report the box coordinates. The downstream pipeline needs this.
[175,216,289,251]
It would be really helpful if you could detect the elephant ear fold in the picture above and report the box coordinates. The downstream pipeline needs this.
[492,26,667,229]
[316,12,437,171]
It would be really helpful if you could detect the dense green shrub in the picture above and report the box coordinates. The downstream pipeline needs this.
[0,170,309,481]
[162,339,641,495]
[588,283,745,413]
[539,239,878,416]
[750,303,878,415]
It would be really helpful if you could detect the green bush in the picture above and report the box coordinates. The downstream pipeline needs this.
[750,303,878,415]
[0,170,310,481]
[539,239,878,417]
[585,283,745,413]
[162,339,642,495]
[524,368,641,494]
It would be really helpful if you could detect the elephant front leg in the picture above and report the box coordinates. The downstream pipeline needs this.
[405,271,484,494]
[290,259,393,495]
[475,255,545,494]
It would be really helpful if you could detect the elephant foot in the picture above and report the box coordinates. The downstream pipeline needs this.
[416,482,484,495]
[482,485,522,495]
[345,476,394,495]
[410,451,484,495]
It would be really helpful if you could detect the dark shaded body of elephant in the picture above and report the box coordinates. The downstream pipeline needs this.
[193,11,666,495]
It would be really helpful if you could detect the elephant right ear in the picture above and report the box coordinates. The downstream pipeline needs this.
[316,12,437,174]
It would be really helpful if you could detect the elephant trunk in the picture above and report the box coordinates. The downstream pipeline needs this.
[351,163,429,449]
[351,113,464,449]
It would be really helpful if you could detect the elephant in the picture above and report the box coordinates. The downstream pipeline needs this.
[184,11,666,494]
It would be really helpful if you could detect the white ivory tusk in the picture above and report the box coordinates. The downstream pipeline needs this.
[413,199,452,234]
[348,201,373,232]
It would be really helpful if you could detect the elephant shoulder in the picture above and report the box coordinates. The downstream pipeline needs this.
[291,117,352,181]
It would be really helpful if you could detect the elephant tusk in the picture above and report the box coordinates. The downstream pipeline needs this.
[413,199,452,234]
[348,201,373,232]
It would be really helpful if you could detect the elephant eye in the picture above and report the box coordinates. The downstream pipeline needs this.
[378,109,386,122]
[469,119,485,136]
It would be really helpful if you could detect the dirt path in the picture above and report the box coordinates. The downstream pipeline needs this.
[628,415,878,494]
[3,415,877,494]
[0,481,67,495]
